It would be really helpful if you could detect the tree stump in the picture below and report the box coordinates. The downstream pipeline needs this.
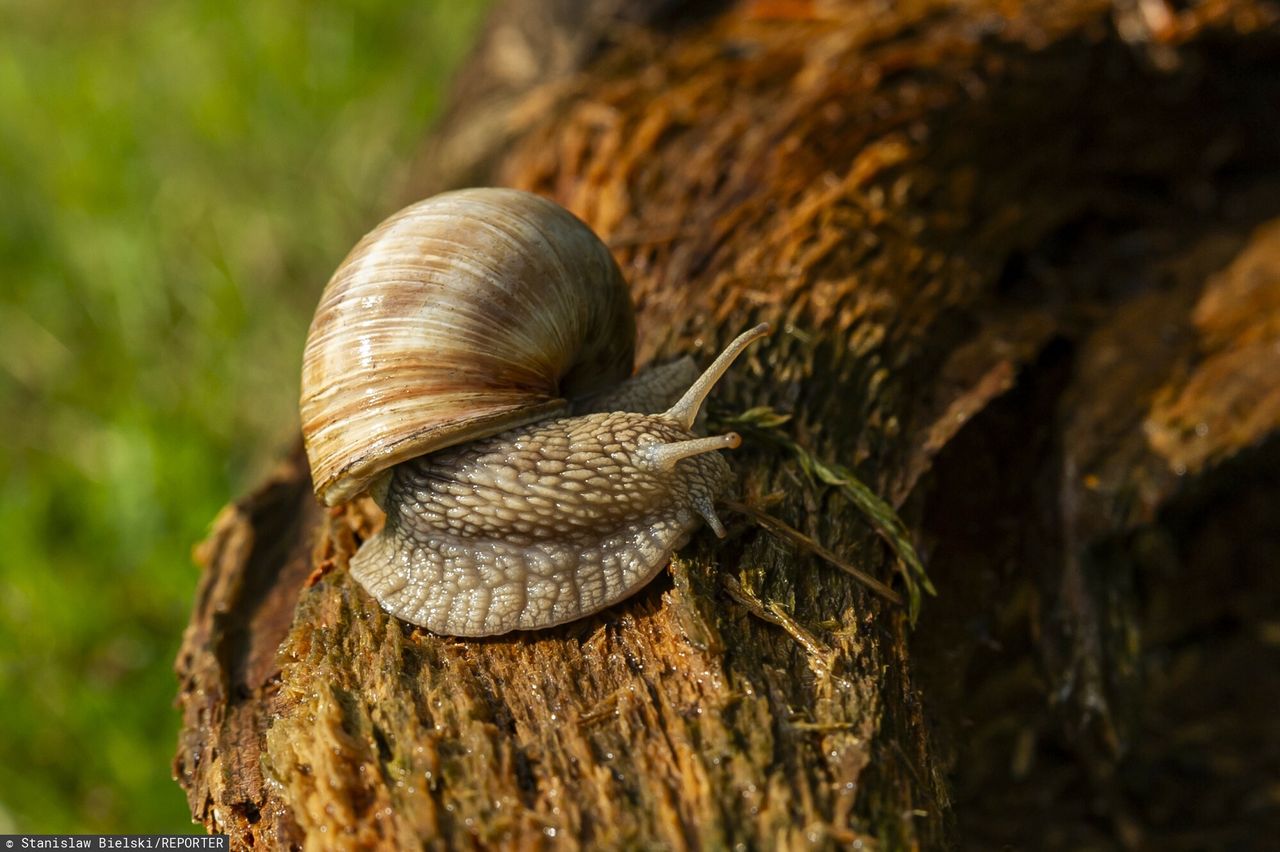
[175,1,1280,848]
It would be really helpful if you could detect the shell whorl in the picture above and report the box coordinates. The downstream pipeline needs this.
[300,188,636,505]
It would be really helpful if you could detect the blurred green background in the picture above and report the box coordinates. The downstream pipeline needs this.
[0,0,488,832]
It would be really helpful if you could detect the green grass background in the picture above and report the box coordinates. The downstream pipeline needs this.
[0,0,488,832]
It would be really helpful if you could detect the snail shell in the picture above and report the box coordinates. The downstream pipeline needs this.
[301,188,636,506]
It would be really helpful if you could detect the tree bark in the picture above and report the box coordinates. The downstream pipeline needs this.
[175,1,1280,849]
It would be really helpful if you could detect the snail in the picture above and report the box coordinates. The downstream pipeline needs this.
[300,188,767,636]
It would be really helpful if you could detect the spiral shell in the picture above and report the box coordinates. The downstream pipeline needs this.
[300,188,636,505]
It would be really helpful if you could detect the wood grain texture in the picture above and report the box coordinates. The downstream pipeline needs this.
[175,1,1280,848]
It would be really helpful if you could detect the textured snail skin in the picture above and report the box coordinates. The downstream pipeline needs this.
[348,325,769,636]
[571,357,698,418]
[350,411,733,636]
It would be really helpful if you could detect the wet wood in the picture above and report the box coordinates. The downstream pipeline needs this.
[175,1,1280,848]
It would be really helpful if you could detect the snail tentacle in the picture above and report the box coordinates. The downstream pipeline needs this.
[637,433,741,472]
[664,323,771,429]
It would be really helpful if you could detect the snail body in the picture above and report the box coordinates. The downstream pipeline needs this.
[300,188,766,636]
